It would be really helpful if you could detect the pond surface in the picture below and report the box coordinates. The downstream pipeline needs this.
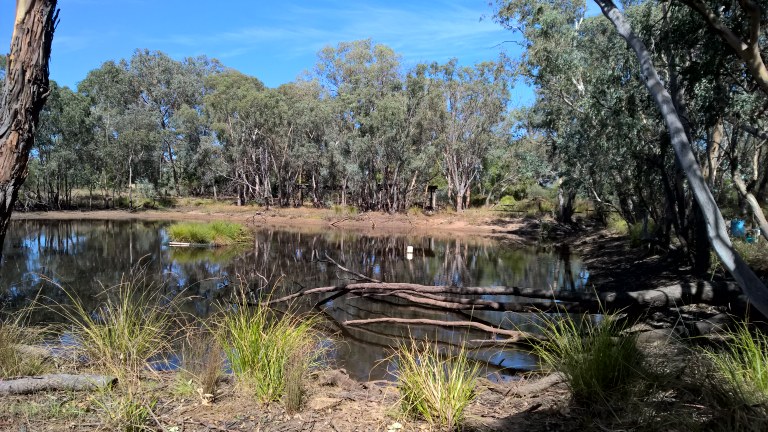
[0,219,588,381]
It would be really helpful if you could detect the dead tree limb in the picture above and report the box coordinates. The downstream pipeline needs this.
[323,253,380,282]
[0,374,116,395]
[342,317,539,342]
[505,373,566,397]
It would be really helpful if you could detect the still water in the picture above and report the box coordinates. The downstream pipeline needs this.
[0,219,587,380]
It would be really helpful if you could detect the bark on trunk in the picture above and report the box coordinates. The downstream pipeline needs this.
[595,0,768,317]
[0,0,58,259]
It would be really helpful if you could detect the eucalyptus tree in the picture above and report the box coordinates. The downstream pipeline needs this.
[314,39,435,212]
[78,60,139,202]
[127,50,222,195]
[274,80,330,206]
[205,70,273,205]
[0,0,58,254]
[29,82,95,208]
[494,0,768,315]
[426,59,510,211]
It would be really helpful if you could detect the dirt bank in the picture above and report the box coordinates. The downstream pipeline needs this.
[12,206,532,240]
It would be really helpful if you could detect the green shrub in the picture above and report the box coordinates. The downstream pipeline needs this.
[533,313,644,405]
[497,195,516,207]
[628,221,656,248]
[331,204,358,216]
[215,297,321,404]
[607,213,629,235]
[167,221,250,246]
[394,339,479,430]
[733,240,768,273]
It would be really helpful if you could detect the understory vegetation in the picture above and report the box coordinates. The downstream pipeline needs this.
[530,311,768,431]
[533,313,644,405]
[0,316,47,378]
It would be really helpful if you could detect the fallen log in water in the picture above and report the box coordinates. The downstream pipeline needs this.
[341,317,540,343]
[271,280,746,313]
[0,374,117,395]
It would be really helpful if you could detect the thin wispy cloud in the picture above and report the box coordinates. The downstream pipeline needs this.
[153,0,513,65]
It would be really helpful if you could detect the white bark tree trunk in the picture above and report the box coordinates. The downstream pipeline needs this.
[594,0,768,317]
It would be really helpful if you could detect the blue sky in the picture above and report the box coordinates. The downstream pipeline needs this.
[1,1,604,107]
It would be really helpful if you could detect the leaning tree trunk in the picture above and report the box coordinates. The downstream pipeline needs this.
[595,0,768,317]
[0,0,58,260]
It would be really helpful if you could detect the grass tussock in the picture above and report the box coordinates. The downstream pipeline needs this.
[394,339,480,430]
[167,221,251,246]
[0,317,47,378]
[704,323,768,413]
[93,391,156,432]
[56,273,174,381]
[177,329,223,403]
[533,313,644,405]
[215,296,321,405]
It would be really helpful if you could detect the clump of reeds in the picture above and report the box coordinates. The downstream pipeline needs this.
[56,272,174,381]
[167,221,251,246]
[394,339,480,430]
[0,316,47,378]
[701,321,768,430]
[214,294,321,406]
[532,313,644,406]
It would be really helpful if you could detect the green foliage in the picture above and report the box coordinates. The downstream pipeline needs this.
[532,314,644,405]
[628,221,655,248]
[215,296,321,404]
[331,204,358,216]
[394,339,480,430]
[497,195,516,207]
[733,240,768,273]
[167,221,250,246]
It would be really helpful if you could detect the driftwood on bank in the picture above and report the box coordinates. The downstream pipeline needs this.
[0,374,116,396]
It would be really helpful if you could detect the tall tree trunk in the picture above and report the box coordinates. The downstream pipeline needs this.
[166,140,181,196]
[0,0,58,259]
[595,0,768,317]
[557,188,576,224]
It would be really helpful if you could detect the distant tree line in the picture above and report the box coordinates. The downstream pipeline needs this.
[10,40,549,212]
